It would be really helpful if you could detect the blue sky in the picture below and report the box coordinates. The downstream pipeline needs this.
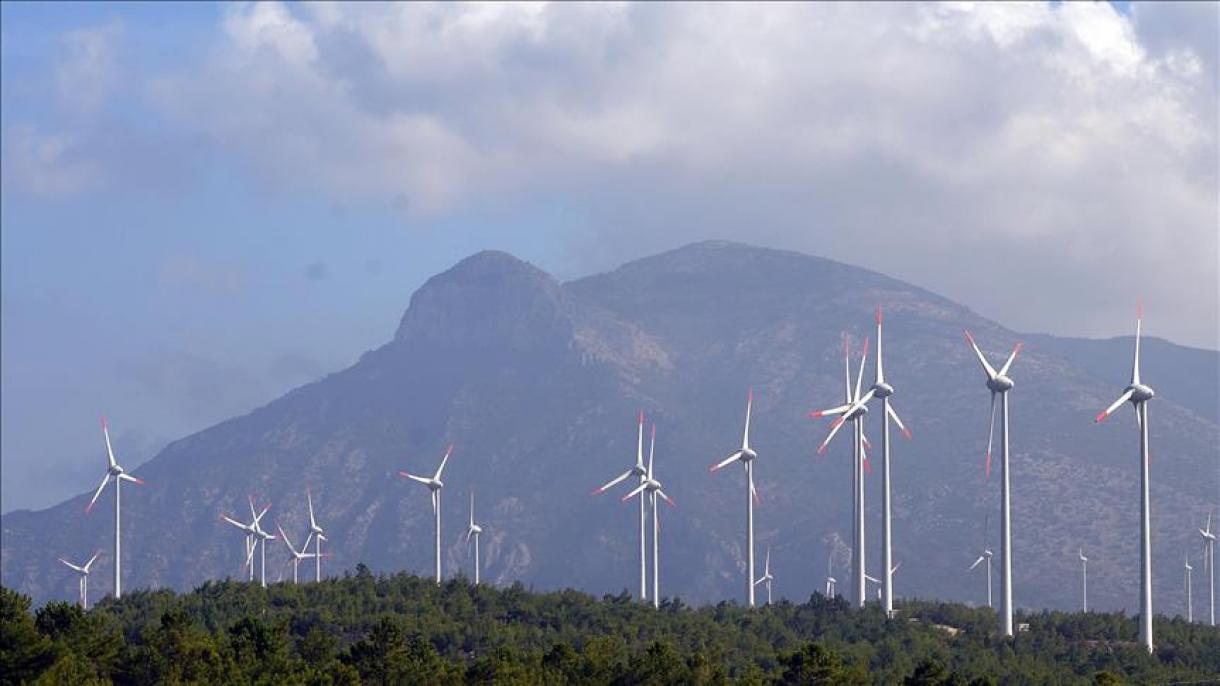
[2,2,1216,513]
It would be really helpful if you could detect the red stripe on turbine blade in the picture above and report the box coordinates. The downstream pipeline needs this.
[747,388,753,403]
[817,445,828,455]
[1137,299,1143,320]
[809,410,824,418]
[902,427,913,440]
[1095,411,1109,423]
[876,305,883,325]
[863,456,872,474]
[831,417,846,429]
[398,471,412,478]
[639,409,644,425]
[984,452,992,479]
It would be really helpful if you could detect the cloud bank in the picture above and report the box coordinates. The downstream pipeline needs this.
[6,2,1218,346]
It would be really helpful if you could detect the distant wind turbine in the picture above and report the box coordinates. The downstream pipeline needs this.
[58,550,101,609]
[1093,303,1156,652]
[399,444,455,584]
[710,390,762,607]
[251,500,277,588]
[1185,553,1194,623]
[306,488,327,582]
[825,550,837,598]
[753,546,774,605]
[1200,513,1215,626]
[85,417,145,599]
[811,334,872,607]
[467,492,483,585]
[593,411,649,601]
[1078,549,1089,612]
[969,514,994,609]
[276,523,315,584]
[220,497,268,582]
[621,424,675,608]
[964,330,1022,637]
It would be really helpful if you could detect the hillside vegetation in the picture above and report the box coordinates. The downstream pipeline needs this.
[3,566,1218,685]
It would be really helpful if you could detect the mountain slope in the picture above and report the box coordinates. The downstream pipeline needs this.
[3,242,1217,616]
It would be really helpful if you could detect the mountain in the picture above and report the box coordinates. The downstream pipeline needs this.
[3,241,1217,615]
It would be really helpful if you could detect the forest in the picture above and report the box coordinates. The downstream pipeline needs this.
[3,565,1218,685]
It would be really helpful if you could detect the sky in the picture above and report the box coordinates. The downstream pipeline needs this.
[2,2,1217,513]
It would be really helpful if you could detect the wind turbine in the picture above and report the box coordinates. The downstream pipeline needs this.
[1200,513,1215,626]
[250,499,276,588]
[592,411,649,601]
[865,563,900,601]
[1093,304,1156,651]
[399,444,454,584]
[1078,549,1089,612]
[825,550,837,598]
[85,417,145,599]
[753,546,774,605]
[621,424,675,608]
[467,492,483,585]
[964,330,1022,637]
[276,523,315,584]
[306,488,327,582]
[969,514,995,608]
[866,306,912,616]
[710,390,761,607]
[58,550,101,609]
[1185,553,1194,623]
[221,501,259,582]
[811,334,872,607]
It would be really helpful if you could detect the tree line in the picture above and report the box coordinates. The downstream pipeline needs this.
[3,564,1218,685]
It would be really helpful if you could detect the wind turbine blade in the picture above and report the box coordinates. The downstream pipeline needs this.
[434,444,454,480]
[1132,301,1142,385]
[620,482,648,502]
[85,473,110,513]
[750,480,761,506]
[221,515,248,530]
[886,404,912,439]
[593,469,634,494]
[875,305,885,384]
[997,342,1023,378]
[470,491,475,527]
[398,471,433,486]
[854,337,870,401]
[277,524,295,554]
[809,404,850,419]
[862,453,872,475]
[969,556,985,570]
[816,417,848,455]
[85,550,101,569]
[100,416,117,468]
[431,490,438,515]
[742,389,753,451]
[307,488,318,530]
[964,330,997,379]
[842,333,852,404]
[1095,389,1135,423]
[636,410,645,469]
[657,489,675,507]
[647,424,656,479]
[118,473,143,485]
[58,558,83,572]
[985,391,996,478]
[710,451,743,473]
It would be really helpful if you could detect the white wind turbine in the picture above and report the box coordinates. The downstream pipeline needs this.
[466,492,483,585]
[399,444,455,584]
[812,335,872,607]
[306,488,327,582]
[1200,513,1215,626]
[1078,549,1089,612]
[621,424,675,608]
[825,550,837,598]
[964,329,1022,637]
[709,390,762,607]
[753,546,774,605]
[1093,304,1156,651]
[58,550,101,609]
[969,514,994,608]
[1184,553,1194,623]
[220,497,268,583]
[85,417,145,599]
[276,523,315,584]
[592,411,649,601]
[251,500,277,588]
[866,306,912,616]
[865,562,900,601]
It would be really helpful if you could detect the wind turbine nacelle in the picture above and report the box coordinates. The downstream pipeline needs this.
[872,382,894,398]
[432,480,444,490]
[1130,384,1155,402]
[742,449,758,461]
[987,375,1014,393]
[847,404,869,419]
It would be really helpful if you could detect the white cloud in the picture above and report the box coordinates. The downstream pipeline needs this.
[10,2,1219,346]
[55,19,124,114]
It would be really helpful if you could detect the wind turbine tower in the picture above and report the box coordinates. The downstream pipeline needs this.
[1078,549,1089,612]
[400,444,455,584]
[710,390,761,607]
[467,492,483,584]
[753,546,774,605]
[85,417,145,599]
[306,488,327,582]
[868,306,912,616]
[1200,513,1215,626]
[1094,303,1156,651]
[964,330,1022,637]
[1185,553,1194,623]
